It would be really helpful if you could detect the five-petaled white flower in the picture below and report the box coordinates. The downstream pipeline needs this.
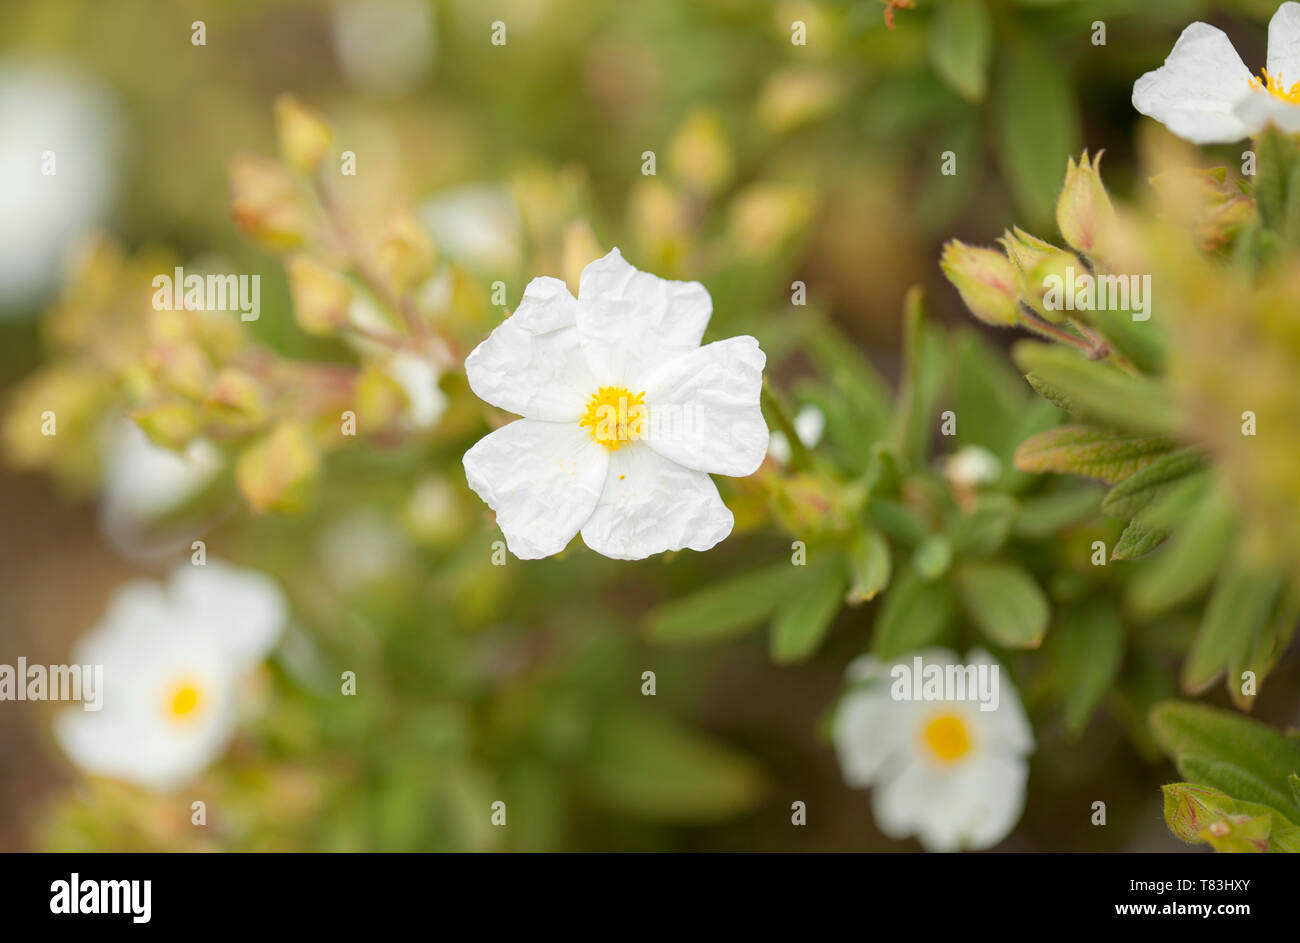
[55,561,287,791]
[832,648,1034,852]
[1133,2,1300,143]
[462,248,768,560]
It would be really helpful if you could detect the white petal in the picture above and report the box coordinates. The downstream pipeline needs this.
[1233,88,1300,134]
[169,561,288,666]
[576,248,712,388]
[639,336,769,477]
[580,446,733,560]
[463,419,609,559]
[1268,2,1300,85]
[1132,23,1255,143]
[387,351,448,430]
[465,276,596,421]
[967,648,1035,755]
[833,684,910,788]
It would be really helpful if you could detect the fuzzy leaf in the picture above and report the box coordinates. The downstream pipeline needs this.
[955,560,1049,649]
[646,563,801,643]
[769,559,847,664]
[1101,448,1204,518]
[1014,425,1176,484]
[1014,342,1179,435]
[872,567,955,658]
[1111,518,1167,560]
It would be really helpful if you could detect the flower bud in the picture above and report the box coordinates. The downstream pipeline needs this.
[229,153,311,251]
[204,367,267,430]
[132,402,200,451]
[939,240,1021,327]
[236,422,320,514]
[668,109,734,196]
[274,94,332,175]
[376,207,437,295]
[1056,150,1117,259]
[287,254,353,336]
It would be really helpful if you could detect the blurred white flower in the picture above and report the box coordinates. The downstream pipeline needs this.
[833,648,1034,852]
[463,248,768,560]
[386,349,449,431]
[55,561,287,791]
[1133,2,1300,143]
[767,404,824,465]
[941,444,1002,489]
[100,419,221,525]
[331,0,435,94]
[420,184,522,273]
[0,61,119,312]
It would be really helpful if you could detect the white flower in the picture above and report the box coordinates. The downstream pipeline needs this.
[386,350,448,430]
[1133,2,1300,143]
[767,404,824,465]
[463,248,768,560]
[99,419,221,540]
[420,183,522,273]
[55,561,286,791]
[832,648,1034,852]
[941,444,1002,489]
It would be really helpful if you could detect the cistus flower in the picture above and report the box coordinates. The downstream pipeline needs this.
[1133,2,1300,143]
[463,248,768,560]
[55,562,286,791]
[832,648,1034,852]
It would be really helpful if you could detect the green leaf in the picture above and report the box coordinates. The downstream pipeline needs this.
[1182,562,1281,693]
[1179,755,1300,824]
[955,560,1049,649]
[1253,125,1299,234]
[929,0,992,103]
[995,45,1080,226]
[1055,599,1124,736]
[845,530,891,604]
[1111,518,1167,560]
[1101,448,1204,518]
[586,710,766,822]
[891,288,946,472]
[769,560,848,664]
[1014,424,1177,484]
[1012,484,1102,539]
[914,535,954,580]
[1126,487,1235,619]
[1087,305,1168,374]
[1014,341,1179,435]
[1150,700,1300,814]
[645,563,801,643]
[950,492,1017,556]
[1271,825,1300,852]
[872,567,956,658]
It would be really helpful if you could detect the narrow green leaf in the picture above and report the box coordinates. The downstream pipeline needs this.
[1012,484,1102,539]
[955,560,1049,649]
[845,530,891,604]
[1112,518,1167,560]
[1178,755,1300,824]
[1253,125,1299,233]
[1014,341,1179,435]
[1127,487,1235,618]
[996,45,1080,226]
[1015,424,1177,484]
[1182,562,1281,693]
[1056,599,1124,736]
[770,560,848,664]
[929,0,993,102]
[950,492,1017,556]
[872,567,955,658]
[1101,448,1204,518]
[891,288,946,472]
[646,563,801,643]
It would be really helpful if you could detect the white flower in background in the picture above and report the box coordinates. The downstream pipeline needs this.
[55,562,287,791]
[1133,2,1300,143]
[331,0,435,95]
[0,61,119,312]
[420,183,522,273]
[832,648,1033,852]
[99,420,221,546]
[386,349,449,430]
[766,404,824,465]
[463,248,768,560]
[941,444,1002,489]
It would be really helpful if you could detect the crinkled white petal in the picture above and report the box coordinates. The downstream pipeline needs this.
[169,560,288,667]
[833,682,916,787]
[463,419,609,559]
[465,276,596,421]
[580,445,733,560]
[967,647,1035,754]
[1269,2,1300,85]
[872,750,1027,852]
[1233,87,1300,133]
[576,248,711,388]
[639,335,768,477]
[1132,22,1255,143]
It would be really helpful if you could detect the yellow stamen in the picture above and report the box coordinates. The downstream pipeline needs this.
[1251,69,1300,104]
[922,712,972,764]
[165,681,203,721]
[579,386,646,451]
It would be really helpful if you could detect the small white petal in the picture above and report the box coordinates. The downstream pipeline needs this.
[386,351,448,430]
[640,335,769,477]
[169,560,288,666]
[833,683,913,787]
[1132,22,1255,143]
[967,647,1035,754]
[463,419,609,559]
[1234,88,1300,133]
[577,248,712,388]
[465,276,596,421]
[1268,2,1300,85]
[580,446,733,560]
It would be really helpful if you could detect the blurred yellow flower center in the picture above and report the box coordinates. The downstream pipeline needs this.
[579,386,646,451]
[1252,69,1300,104]
[922,712,972,764]
[166,681,203,721]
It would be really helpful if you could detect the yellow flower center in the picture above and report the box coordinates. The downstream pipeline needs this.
[922,711,972,764]
[165,680,204,722]
[1252,69,1300,104]
[579,386,646,451]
